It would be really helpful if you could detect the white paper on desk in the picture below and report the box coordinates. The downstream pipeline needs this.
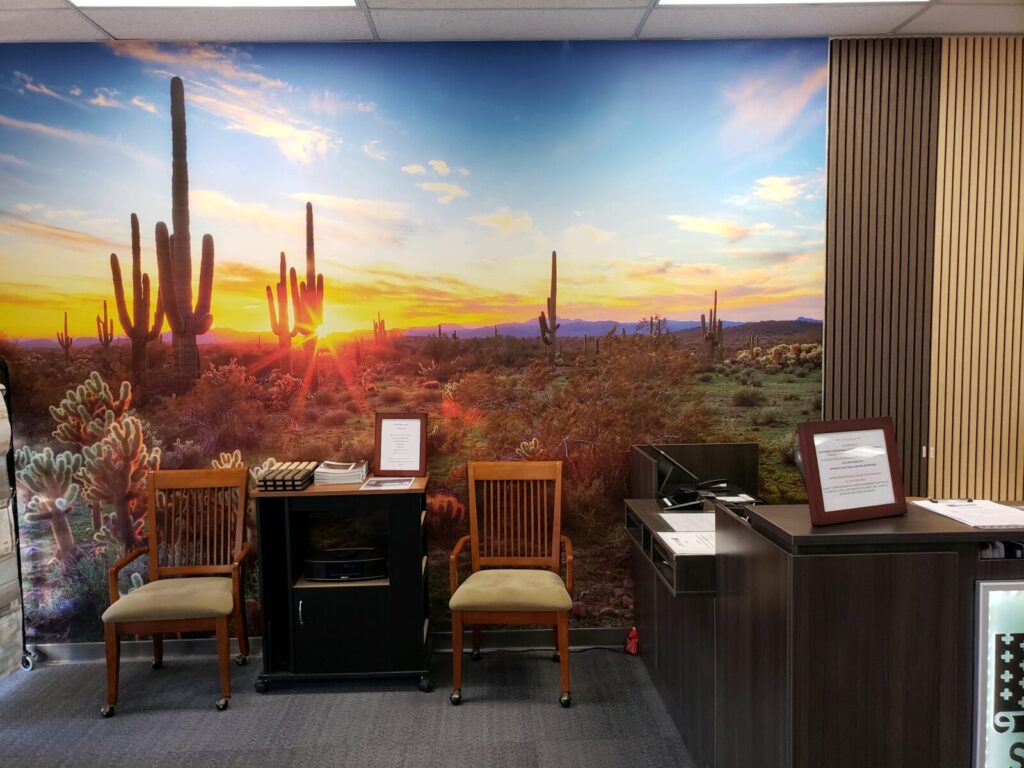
[913,499,1024,528]
[659,512,714,532]
[657,531,716,556]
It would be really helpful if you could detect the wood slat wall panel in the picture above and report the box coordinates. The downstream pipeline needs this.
[929,37,1024,499]
[825,38,941,496]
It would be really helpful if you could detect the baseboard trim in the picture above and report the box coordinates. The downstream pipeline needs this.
[29,627,629,664]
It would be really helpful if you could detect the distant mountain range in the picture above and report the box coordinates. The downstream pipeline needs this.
[12,316,822,348]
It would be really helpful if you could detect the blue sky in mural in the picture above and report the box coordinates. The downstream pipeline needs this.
[0,40,827,337]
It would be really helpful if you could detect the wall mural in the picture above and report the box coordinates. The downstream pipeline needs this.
[0,40,826,643]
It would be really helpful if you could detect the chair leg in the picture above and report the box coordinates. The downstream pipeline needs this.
[552,625,560,661]
[471,625,482,661]
[233,598,250,662]
[152,633,163,669]
[102,622,120,716]
[215,616,231,708]
[557,612,571,707]
[450,611,463,705]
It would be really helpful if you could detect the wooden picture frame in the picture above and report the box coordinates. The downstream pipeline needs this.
[796,417,906,526]
[373,412,428,477]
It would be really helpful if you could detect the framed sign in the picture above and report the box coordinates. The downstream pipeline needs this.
[373,412,427,477]
[796,417,906,526]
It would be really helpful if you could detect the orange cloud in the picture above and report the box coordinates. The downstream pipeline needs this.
[110,42,287,90]
[416,182,469,205]
[722,64,827,155]
[666,214,773,242]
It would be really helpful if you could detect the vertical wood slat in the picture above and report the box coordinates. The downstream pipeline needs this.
[930,37,1024,499]
[824,38,941,496]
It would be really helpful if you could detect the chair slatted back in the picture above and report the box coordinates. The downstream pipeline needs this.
[146,468,248,578]
[467,461,562,572]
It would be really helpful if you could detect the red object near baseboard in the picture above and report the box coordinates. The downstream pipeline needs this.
[624,626,639,655]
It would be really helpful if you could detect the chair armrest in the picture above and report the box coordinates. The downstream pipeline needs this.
[231,541,253,596]
[449,535,471,595]
[560,535,574,596]
[232,541,253,568]
[108,547,149,604]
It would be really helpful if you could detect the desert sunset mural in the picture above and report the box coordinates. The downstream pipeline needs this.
[0,39,825,643]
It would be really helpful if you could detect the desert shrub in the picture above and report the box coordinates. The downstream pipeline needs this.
[380,388,404,405]
[174,361,266,453]
[810,392,823,412]
[732,387,766,407]
[344,399,364,414]
[697,372,713,383]
[315,390,337,407]
[776,438,798,467]
[322,409,348,428]
[752,407,785,426]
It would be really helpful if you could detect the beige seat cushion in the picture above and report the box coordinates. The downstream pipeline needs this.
[102,577,233,623]
[449,569,571,612]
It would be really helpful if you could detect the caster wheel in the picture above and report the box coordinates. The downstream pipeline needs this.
[418,676,434,693]
[151,660,163,670]
[234,655,248,667]
[552,652,560,662]
[559,692,571,708]
[449,689,462,706]
[100,705,115,718]
[254,680,270,694]
[20,655,34,672]
[215,697,229,711]
[470,650,481,662]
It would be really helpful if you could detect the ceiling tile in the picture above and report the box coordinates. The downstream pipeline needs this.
[641,4,925,38]
[898,4,1024,31]
[81,7,373,41]
[372,8,646,39]
[0,9,109,41]
[366,0,649,7]
[0,0,68,9]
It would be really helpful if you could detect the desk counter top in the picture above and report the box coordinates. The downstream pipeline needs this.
[252,474,429,498]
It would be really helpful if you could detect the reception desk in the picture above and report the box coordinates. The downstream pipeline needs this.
[629,495,1024,768]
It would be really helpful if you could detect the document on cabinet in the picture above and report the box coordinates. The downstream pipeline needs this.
[657,531,716,555]
[913,499,1024,529]
[659,512,714,532]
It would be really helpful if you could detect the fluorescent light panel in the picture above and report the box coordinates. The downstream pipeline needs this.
[70,0,356,7]
[660,0,923,4]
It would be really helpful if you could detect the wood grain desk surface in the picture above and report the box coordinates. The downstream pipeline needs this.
[252,474,429,498]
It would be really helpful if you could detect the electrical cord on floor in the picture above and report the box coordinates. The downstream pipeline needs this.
[433,646,630,656]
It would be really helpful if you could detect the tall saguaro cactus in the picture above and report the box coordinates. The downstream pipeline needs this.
[111,214,165,393]
[266,251,297,374]
[538,250,559,363]
[57,312,73,366]
[701,290,724,363]
[96,301,114,348]
[290,202,323,392]
[154,76,215,391]
[373,312,387,344]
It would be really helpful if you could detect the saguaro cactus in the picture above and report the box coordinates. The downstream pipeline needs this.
[57,312,73,366]
[538,250,559,363]
[266,251,297,374]
[96,301,114,348]
[700,290,724,363]
[154,77,215,391]
[111,213,164,392]
[373,313,387,344]
[290,203,324,391]
[15,446,84,567]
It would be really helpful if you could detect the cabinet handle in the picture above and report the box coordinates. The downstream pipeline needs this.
[298,599,304,626]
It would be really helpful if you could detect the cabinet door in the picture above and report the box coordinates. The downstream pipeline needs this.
[291,587,390,674]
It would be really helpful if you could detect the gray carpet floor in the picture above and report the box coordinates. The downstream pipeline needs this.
[0,650,695,768]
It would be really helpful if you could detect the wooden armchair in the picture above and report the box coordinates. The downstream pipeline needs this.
[448,460,574,707]
[100,468,251,717]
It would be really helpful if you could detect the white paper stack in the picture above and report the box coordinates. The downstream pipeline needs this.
[314,460,369,485]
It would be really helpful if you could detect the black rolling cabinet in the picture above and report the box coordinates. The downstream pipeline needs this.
[253,476,432,692]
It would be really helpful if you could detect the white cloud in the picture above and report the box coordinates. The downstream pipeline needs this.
[416,182,469,205]
[0,154,31,169]
[455,167,470,177]
[401,164,426,175]
[89,88,123,109]
[15,202,85,220]
[292,193,408,222]
[428,159,451,177]
[362,140,387,161]
[667,214,773,242]
[468,207,532,236]
[563,223,615,246]
[110,42,288,90]
[0,112,163,170]
[69,86,81,97]
[130,96,157,114]
[309,89,376,116]
[14,72,79,107]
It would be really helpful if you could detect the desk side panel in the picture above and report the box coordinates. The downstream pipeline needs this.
[791,551,961,768]
[715,509,791,768]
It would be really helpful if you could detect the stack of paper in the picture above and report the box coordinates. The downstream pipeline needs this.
[913,499,1024,529]
[314,460,368,485]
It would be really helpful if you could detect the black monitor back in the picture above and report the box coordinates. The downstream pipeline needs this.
[629,443,759,499]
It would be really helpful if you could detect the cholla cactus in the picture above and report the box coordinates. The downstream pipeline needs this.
[15,446,84,565]
[80,415,160,551]
[49,371,132,448]
[515,437,545,461]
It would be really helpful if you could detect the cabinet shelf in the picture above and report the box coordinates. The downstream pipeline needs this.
[293,576,390,589]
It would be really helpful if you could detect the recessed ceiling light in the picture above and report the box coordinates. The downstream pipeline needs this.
[660,0,923,4]
[69,0,356,7]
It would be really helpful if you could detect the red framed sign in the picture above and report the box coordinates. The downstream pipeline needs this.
[796,417,906,526]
